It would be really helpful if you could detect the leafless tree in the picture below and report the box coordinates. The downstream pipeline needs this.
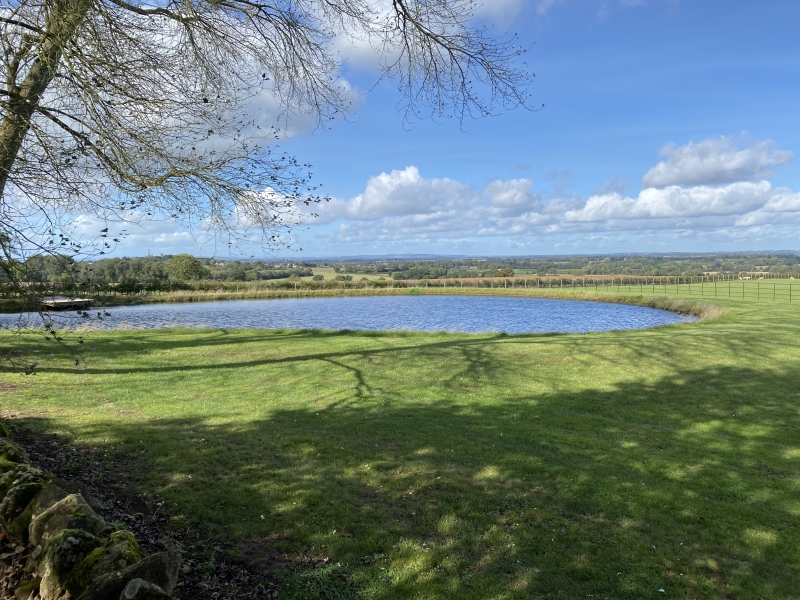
[0,0,533,306]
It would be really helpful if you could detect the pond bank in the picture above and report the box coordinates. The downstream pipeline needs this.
[1,287,725,322]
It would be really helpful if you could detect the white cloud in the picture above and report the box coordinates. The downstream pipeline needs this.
[314,166,476,224]
[298,136,800,247]
[99,136,800,256]
[564,181,773,222]
[485,179,543,217]
[642,136,793,188]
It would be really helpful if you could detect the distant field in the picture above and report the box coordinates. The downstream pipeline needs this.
[306,266,389,281]
[1,290,799,599]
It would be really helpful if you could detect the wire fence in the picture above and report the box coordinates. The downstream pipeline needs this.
[2,274,797,308]
[398,275,798,303]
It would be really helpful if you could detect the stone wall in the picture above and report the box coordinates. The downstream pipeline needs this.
[0,419,180,599]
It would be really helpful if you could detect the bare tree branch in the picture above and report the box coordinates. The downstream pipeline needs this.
[0,0,534,314]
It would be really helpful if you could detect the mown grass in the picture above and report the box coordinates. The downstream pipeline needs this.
[1,291,799,599]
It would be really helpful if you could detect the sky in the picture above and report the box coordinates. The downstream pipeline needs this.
[106,0,800,259]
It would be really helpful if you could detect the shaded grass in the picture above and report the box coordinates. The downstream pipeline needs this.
[1,293,799,598]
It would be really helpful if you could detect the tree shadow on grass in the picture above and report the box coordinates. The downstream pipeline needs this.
[9,362,800,600]
[24,321,782,382]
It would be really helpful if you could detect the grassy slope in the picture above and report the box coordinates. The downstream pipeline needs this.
[1,292,799,599]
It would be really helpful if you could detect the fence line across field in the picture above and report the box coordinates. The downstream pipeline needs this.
[2,273,797,305]
[397,275,797,303]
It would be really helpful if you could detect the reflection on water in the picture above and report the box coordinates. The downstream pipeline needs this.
[0,295,696,334]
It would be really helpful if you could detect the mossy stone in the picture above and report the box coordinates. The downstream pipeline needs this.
[51,477,103,512]
[38,529,103,600]
[68,530,146,591]
[0,481,44,543]
[29,493,105,546]
[0,458,18,475]
[0,464,48,498]
[79,551,181,600]
[0,438,28,463]
[13,577,41,600]
[121,578,173,600]
[30,481,70,520]
[0,420,11,439]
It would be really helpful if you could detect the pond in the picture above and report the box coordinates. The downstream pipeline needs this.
[1,295,696,334]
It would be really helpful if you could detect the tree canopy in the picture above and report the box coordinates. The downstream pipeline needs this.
[164,254,206,281]
[0,0,534,303]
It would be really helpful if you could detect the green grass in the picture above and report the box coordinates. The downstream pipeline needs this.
[308,266,390,281]
[1,291,799,598]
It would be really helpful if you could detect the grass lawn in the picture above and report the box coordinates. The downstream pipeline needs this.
[1,291,799,599]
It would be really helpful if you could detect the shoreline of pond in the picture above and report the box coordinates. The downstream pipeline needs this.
[0,286,726,325]
[0,292,720,337]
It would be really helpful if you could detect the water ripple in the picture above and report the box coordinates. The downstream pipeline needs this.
[1,295,696,334]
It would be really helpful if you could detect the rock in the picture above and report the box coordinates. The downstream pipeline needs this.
[51,477,103,512]
[13,577,40,600]
[29,493,105,546]
[0,457,19,475]
[69,530,146,589]
[30,481,71,520]
[0,463,48,499]
[38,529,102,600]
[120,579,173,600]
[0,481,45,543]
[31,479,102,520]
[0,420,11,438]
[0,438,29,464]
[80,551,181,600]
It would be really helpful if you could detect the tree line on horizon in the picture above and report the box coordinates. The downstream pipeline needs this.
[343,253,800,280]
[2,252,798,292]
[0,254,312,290]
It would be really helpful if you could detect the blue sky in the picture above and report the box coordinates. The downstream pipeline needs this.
[108,0,800,258]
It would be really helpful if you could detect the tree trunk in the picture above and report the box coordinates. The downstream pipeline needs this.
[0,0,93,198]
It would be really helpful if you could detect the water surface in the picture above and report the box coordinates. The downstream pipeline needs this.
[0,295,696,334]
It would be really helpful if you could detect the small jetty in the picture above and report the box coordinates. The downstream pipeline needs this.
[39,296,94,310]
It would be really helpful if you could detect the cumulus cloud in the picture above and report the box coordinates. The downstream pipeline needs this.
[564,181,772,222]
[642,136,793,188]
[299,136,800,246]
[314,166,475,224]
[485,179,543,217]
[102,135,800,255]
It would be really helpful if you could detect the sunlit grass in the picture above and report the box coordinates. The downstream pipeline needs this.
[1,291,799,599]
